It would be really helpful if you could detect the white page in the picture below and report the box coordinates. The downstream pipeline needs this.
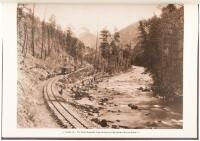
[0,1,199,139]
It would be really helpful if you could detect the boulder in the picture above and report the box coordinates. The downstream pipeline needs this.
[91,118,99,124]
[112,125,118,129]
[99,119,108,127]
[128,103,138,109]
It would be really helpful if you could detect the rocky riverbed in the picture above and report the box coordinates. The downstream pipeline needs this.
[63,66,182,129]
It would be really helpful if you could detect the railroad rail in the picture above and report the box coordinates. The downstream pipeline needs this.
[43,68,100,129]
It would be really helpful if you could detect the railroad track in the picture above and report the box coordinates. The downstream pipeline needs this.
[43,69,100,129]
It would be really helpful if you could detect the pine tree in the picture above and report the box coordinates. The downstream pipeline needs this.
[110,32,120,72]
[135,4,183,99]
[99,29,110,72]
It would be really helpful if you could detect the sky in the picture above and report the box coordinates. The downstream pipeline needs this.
[27,4,162,36]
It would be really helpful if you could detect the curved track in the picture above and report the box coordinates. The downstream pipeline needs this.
[43,70,99,128]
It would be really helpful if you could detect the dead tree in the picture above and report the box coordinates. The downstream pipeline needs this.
[31,5,35,57]
[41,21,45,59]
[22,22,28,57]
[93,31,99,70]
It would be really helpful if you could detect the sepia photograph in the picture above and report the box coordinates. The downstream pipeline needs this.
[17,3,184,129]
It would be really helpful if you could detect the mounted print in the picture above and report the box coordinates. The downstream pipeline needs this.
[1,1,198,140]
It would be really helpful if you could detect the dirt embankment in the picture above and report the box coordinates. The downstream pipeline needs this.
[17,48,92,128]
[17,53,60,128]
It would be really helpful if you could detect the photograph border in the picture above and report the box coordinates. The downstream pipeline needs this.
[0,2,199,140]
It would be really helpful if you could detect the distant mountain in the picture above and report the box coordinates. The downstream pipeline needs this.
[79,31,97,48]
[79,22,139,49]
[118,22,139,48]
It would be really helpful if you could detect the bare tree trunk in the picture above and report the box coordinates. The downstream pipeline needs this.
[41,21,44,59]
[44,44,47,60]
[22,23,27,54]
[94,31,98,68]
[24,32,28,57]
[31,5,35,57]
[47,27,51,56]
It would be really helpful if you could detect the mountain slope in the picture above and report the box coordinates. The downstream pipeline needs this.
[79,22,139,49]
[119,22,139,48]
[79,32,97,48]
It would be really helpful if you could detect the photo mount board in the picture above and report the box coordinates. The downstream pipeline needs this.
[0,2,199,140]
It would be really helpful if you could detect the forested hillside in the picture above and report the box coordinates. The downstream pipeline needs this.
[17,5,91,127]
[17,5,90,70]
[133,5,183,99]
